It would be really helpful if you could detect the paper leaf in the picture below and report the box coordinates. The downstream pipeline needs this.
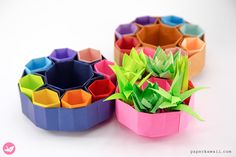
[141,98,152,109]
[137,72,152,87]
[150,88,172,100]
[150,97,164,113]
[159,101,177,109]
[180,87,205,101]
[172,104,204,121]
[104,93,126,101]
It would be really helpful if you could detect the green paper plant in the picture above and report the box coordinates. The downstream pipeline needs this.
[106,46,204,121]
[132,69,204,121]
[146,46,189,91]
[119,48,147,81]
[105,63,152,104]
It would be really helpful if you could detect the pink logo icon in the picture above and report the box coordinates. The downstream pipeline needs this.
[3,142,15,155]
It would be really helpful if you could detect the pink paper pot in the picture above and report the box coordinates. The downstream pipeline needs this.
[77,48,102,64]
[94,60,116,84]
[136,47,156,58]
[115,82,195,138]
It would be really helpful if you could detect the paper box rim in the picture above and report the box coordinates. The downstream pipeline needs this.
[115,83,194,138]
[19,89,115,131]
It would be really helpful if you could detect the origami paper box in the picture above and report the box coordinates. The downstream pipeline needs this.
[25,57,52,74]
[19,74,44,99]
[19,88,115,131]
[180,37,206,57]
[180,23,204,38]
[49,48,77,62]
[94,60,116,84]
[180,37,206,78]
[61,89,92,108]
[32,88,60,108]
[133,16,158,27]
[161,15,185,27]
[77,48,102,64]
[136,24,183,49]
[114,36,140,65]
[115,23,138,39]
[88,79,115,102]
[115,81,195,137]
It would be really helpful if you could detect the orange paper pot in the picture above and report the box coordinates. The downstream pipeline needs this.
[77,48,102,64]
[114,36,140,65]
[136,24,183,49]
[180,37,206,78]
[61,89,92,109]
[180,37,206,57]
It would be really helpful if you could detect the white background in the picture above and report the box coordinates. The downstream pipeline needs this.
[0,0,236,156]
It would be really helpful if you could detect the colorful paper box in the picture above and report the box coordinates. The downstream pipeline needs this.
[18,48,116,131]
[114,15,206,78]
[115,81,195,137]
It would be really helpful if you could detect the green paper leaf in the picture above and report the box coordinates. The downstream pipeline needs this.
[137,72,152,87]
[141,98,152,109]
[180,87,205,101]
[172,104,204,121]
[104,93,126,101]
[159,101,177,109]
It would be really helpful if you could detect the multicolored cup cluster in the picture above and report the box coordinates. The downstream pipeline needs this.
[114,15,206,78]
[18,48,116,131]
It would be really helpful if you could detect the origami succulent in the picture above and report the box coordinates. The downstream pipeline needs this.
[146,46,189,91]
[120,48,147,81]
[132,66,204,121]
[146,47,181,78]
[105,63,152,104]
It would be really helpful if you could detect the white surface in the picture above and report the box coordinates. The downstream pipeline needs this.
[0,0,236,156]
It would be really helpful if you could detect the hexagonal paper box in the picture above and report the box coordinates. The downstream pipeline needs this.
[160,15,185,27]
[25,57,53,74]
[77,48,102,64]
[88,79,115,102]
[115,81,195,137]
[49,48,77,62]
[32,88,60,108]
[61,89,92,109]
[19,74,44,99]
[180,23,204,38]
[115,23,138,39]
[133,16,158,27]
[94,60,116,84]
[180,37,206,78]
[114,36,140,65]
